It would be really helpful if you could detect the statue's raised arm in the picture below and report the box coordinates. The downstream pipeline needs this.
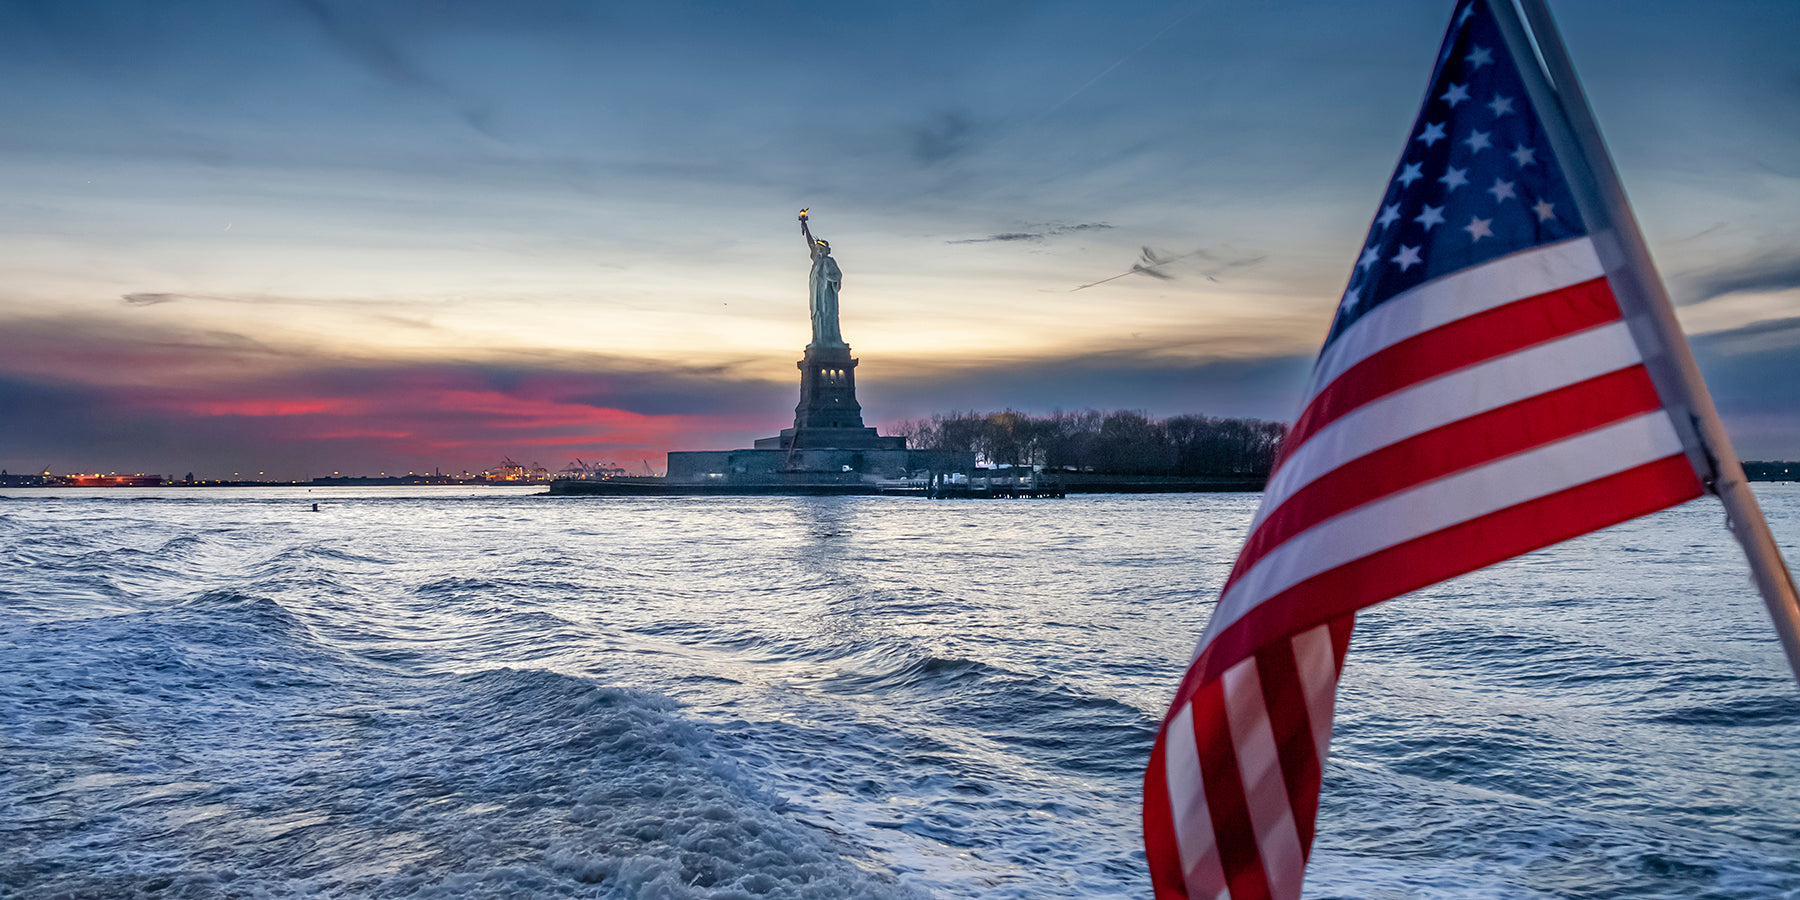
[799,208,823,260]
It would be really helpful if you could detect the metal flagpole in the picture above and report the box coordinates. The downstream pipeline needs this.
[1491,0,1800,687]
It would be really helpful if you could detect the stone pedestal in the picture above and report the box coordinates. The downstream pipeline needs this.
[752,343,905,451]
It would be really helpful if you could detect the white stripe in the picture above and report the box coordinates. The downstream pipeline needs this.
[1290,625,1338,768]
[1164,702,1231,900]
[1222,658,1307,900]
[1309,237,1604,403]
[1206,410,1683,649]
[1252,320,1642,534]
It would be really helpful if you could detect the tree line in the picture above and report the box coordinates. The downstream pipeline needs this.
[894,409,1287,476]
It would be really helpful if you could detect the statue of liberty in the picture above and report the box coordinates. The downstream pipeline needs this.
[799,209,846,348]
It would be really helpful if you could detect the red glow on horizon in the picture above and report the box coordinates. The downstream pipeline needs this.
[180,398,359,417]
[0,324,799,476]
[75,367,781,475]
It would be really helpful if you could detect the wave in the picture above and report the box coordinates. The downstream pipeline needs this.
[798,646,1158,782]
[3,642,925,899]
[1648,693,1800,728]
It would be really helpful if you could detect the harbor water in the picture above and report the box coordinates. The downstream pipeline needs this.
[3,486,1797,898]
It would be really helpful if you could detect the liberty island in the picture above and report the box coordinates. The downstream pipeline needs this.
[552,210,972,495]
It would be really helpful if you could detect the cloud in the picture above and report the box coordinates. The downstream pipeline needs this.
[946,223,1113,244]
[1073,246,1266,291]
[910,112,974,165]
[1690,318,1800,459]
[0,316,794,477]
[9,307,1799,479]
[0,359,787,478]
[293,0,502,140]
[1704,315,1800,342]
[862,350,1314,427]
[1678,250,1800,306]
[118,290,448,317]
[122,292,186,306]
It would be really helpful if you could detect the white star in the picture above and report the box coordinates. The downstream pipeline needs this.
[1456,4,1475,27]
[1533,199,1556,221]
[1463,130,1492,153]
[1511,144,1538,167]
[1417,122,1447,147]
[1393,245,1423,271]
[1439,166,1469,191]
[1441,82,1470,108]
[1358,245,1382,270]
[1464,216,1493,241]
[1487,178,1516,202]
[1488,95,1514,117]
[1342,286,1361,308]
[1376,202,1402,228]
[1466,45,1493,70]
[1415,204,1446,231]
[1396,162,1424,188]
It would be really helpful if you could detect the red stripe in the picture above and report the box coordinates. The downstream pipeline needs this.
[1253,642,1323,852]
[1142,735,1190,899]
[1193,679,1271,900]
[1226,366,1664,592]
[1171,454,1700,709]
[1275,277,1620,474]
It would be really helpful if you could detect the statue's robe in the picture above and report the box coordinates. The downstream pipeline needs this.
[809,253,845,347]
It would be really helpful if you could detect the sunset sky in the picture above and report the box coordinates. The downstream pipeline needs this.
[3,1,1797,478]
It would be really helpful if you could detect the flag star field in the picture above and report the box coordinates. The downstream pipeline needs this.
[1331,9,1582,346]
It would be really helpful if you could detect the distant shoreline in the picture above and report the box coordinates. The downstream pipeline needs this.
[5,463,1795,492]
[546,473,1266,497]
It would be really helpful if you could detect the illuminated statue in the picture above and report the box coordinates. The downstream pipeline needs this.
[799,209,846,348]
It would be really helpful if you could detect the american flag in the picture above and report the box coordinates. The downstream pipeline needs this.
[1142,3,1711,898]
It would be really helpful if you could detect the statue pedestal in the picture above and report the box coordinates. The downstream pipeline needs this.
[751,344,905,451]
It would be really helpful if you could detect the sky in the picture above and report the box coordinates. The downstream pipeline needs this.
[2,0,1798,479]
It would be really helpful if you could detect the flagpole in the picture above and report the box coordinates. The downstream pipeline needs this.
[1492,0,1800,687]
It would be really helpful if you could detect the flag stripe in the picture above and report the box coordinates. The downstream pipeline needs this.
[1198,411,1686,684]
[1279,276,1620,466]
[1154,620,1357,900]
[1144,738,1193,900]
[1222,658,1306,900]
[1163,703,1230,900]
[1309,237,1604,401]
[1290,624,1339,769]
[1231,365,1663,589]
[1254,320,1644,537]
[1182,453,1701,695]
[1249,641,1323,850]
[1192,680,1271,900]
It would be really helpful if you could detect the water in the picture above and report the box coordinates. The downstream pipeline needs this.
[2,485,1796,899]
